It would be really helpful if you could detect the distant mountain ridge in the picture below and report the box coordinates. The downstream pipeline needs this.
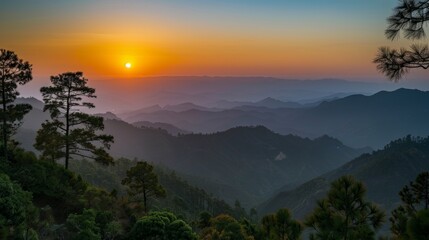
[121,88,429,148]
[132,121,191,136]
[117,102,222,120]
[94,112,122,121]
[163,102,222,112]
[90,76,409,112]
[214,97,304,109]
[15,97,45,110]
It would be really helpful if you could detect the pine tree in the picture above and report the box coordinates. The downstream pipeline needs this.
[35,72,113,169]
[261,208,302,240]
[305,176,385,240]
[0,49,32,161]
[391,172,429,239]
[122,161,166,213]
[374,0,429,80]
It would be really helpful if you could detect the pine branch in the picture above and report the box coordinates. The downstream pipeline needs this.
[374,44,429,81]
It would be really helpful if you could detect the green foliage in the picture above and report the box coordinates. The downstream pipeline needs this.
[261,214,276,239]
[0,49,32,161]
[391,171,429,239]
[240,218,259,240]
[406,209,429,240]
[200,214,251,240]
[35,72,113,169]
[8,155,88,221]
[0,173,38,239]
[95,211,122,240]
[122,161,166,213]
[66,209,101,240]
[63,208,123,240]
[128,211,196,240]
[390,206,409,239]
[155,169,235,219]
[70,158,236,221]
[305,176,385,240]
[198,211,212,229]
[82,187,118,213]
[260,208,302,240]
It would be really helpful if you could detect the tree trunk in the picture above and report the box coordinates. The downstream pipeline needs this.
[425,174,429,210]
[65,86,71,169]
[143,190,148,214]
[1,75,7,161]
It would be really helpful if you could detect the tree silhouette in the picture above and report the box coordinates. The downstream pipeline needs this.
[305,176,385,240]
[122,161,166,213]
[261,208,302,240]
[0,49,32,161]
[374,0,429,80]
[35,72,113,169]
[390,172,429,239]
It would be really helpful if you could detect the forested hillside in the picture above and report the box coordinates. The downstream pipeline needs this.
[259,136,429,220]
[15,97,366,206]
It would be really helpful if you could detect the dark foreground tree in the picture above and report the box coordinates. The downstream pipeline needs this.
[261,208,302,240]
[374,0,429,80]
[305,176,385,240]
[122,161,166,213]
[390,171,429,239]
[0,173,37,239]
[0,49,32,161]
[34,72,113,169]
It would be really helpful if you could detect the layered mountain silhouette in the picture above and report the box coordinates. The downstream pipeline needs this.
[214,97,303,109]
[122,88,429,148]
[132,121,191,136]
[14,98,363,206]
[258,136,429,220]
[14,88,429,207]
[92,77,402,111]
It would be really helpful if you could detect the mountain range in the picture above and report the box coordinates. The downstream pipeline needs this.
[14,88,429,208]
[78,77,424,112]
[132,121,191,136]
[14,97,365,206]
[120,88,429,149]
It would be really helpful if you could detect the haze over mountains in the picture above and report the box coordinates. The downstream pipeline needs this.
[23,77,429,113]
[15,97,365,206]
[14,87,429,209]
[119,88,429,149]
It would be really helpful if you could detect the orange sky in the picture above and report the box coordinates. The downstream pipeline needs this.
[0,0,427,82]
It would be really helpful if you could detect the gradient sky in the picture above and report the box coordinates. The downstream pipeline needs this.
[0,0,427,82]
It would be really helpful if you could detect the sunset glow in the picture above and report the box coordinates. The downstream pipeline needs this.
[0,0,425,82]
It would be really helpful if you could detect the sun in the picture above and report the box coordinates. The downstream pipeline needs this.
[125,62,132,69]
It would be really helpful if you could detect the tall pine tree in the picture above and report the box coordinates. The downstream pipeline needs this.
[391,172,429,239]
[305,176,385,240]
[0,49,32,161]
[35,72,113,169]
[122,161,166,214]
